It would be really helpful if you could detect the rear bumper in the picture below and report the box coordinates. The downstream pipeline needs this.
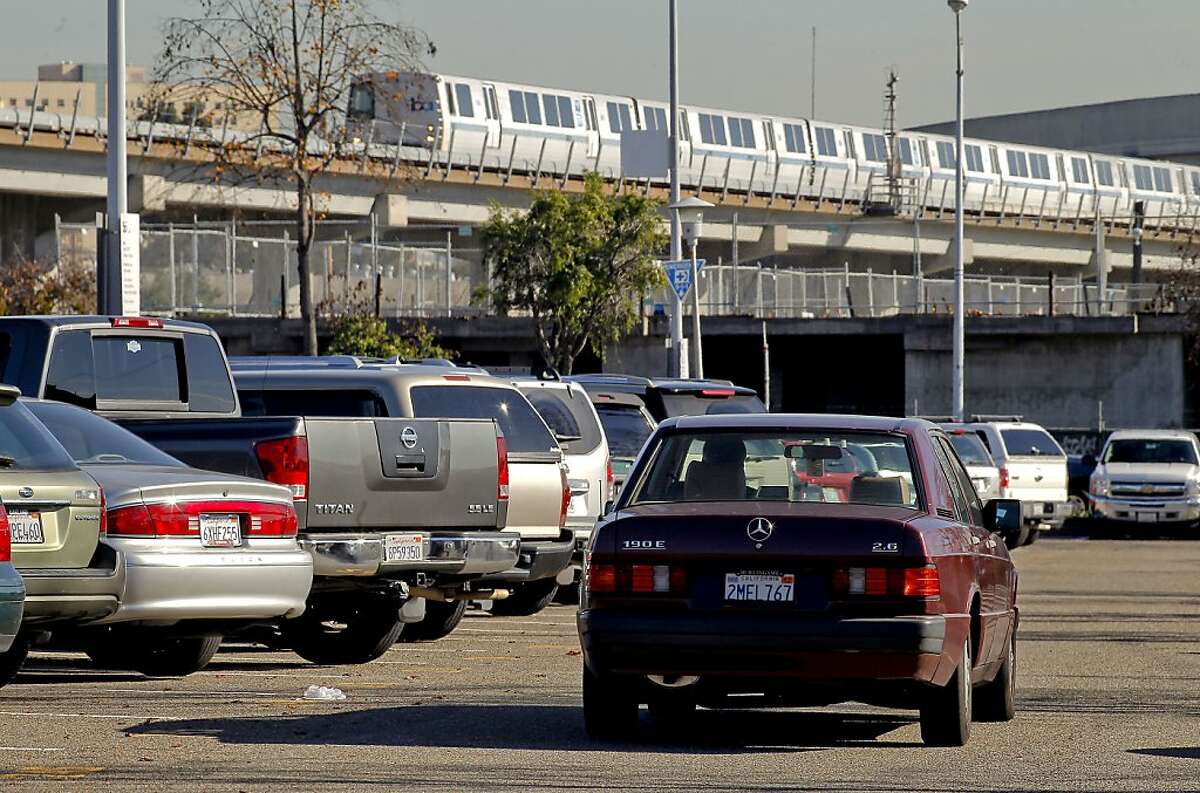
[299,531,521,579]
[1021,499,1070,527]
[0,565,25,654]
[96,539,314,624]
[1091,494,1200,524]
[18,545,126,625]
[475,530,576,585]
[578,609,950,683]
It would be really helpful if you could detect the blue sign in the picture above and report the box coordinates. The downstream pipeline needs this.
[661,259,706,300]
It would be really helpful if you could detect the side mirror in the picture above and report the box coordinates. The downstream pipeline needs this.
[983,498,1022,536]
[1082,454,1097,469]
[603,499,614,516]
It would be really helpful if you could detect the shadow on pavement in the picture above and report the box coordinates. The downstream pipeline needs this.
[1128,746,1200,760]
[126,703,917,753]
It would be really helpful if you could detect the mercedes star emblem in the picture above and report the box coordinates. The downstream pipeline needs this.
[400,426,419,449]
[746,517,774,544]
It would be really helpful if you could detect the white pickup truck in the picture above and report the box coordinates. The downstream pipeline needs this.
[1088,430,1200,528]
[968,420,1069,546]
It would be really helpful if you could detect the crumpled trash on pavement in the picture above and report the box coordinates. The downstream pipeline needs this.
[302,685,347,701]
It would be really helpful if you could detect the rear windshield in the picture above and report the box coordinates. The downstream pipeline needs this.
[1104,438,1197,465]
[239,389,389,418]
[518,386,602,455]
[410,385,557,455]
[1000,428,1063,457]
[25,401,183,467]
[630,430,919,508]
[43,330,235,412]
[659,392,765,418]
[947,432,993,466]
[596,404,654,459]
[0,401,78,472]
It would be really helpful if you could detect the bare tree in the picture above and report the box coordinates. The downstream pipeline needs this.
[157,0,433,353]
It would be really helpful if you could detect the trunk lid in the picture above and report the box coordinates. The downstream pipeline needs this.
[0,470,104,569]
[84,464,290,510]
[1003,457,1068,502]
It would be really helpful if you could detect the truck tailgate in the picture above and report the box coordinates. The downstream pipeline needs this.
[304,417,504,531]
[1005,457,1068,503]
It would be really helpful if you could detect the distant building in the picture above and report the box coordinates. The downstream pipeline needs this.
[916,94,1200,165]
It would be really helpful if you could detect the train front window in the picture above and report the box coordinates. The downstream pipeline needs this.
[348,83,374,118]
[454,84,474,118]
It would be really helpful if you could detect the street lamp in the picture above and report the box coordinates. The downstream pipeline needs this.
[670,196,713,379]
[949,0,967,420]
[667,0,684,378]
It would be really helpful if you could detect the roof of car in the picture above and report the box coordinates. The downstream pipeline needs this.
[0,315,215,333]
[231,360,518,390]
[565,374,756,396]
[660,413,934,433]
[1105,429,1198,442]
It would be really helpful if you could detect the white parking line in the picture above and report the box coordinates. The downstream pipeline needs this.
[0,711,172,720]
[0,747,64,752]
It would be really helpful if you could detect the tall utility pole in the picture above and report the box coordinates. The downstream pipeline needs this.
[810,27,817,118]
[949,0,968,421]
[103,0,128,315]
[668,0,684,377]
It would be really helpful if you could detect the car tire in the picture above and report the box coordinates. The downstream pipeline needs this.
[285,600,404,665]
[583,665,638,741]
[1024,528,1040,546]
[974,628,1017,722]
[554,581,581,606]
[402,599,467,642]
[920,635,972,747]
[0,636,30,688]
[490,578,559,617]
[129,634,223,677]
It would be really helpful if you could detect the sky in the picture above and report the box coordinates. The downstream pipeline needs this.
[2,1,1198,128]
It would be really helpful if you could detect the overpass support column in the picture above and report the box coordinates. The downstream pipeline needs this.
[741,224,790,262]
[371,194,409,229]
[922,236,973,277]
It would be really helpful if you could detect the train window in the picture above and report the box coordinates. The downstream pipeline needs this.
[1133,164,1153,191]
[896,138,912,165]
[814,127,837,157]
[1153,167,1173,192]
[1006,150,1029,178]
[936,141,955,169]
[484,86,499,120]
[606,101,633,134]
[679,110,691,142]
[728,118,743,147]
[509,90,526,124]
[348,83,374,118]
[445,84,456,115]
[965,144,985,172]
[1191,172,1200,195]
[522,91,541,125]
[731,117,755,148]
[783,123,806,154]
[644,106,668,135]
[862,133,887,163]
[1095,160,1115,187]
[560,96,575,128]
[542,94,560,127]
[698,113,727,146]
[583,98,597,131]
[1071,157,1090,184]
[454,84,474,118]
[1029,153,1051,180]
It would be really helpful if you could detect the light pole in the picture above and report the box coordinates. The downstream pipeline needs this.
[949,0,967,420]
[667,0,685,378]
[671,196,712,379]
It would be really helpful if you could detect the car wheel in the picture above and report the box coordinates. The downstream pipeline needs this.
[285,599,404,665]
[920,635,972,747]
[0,636,30,687]
[974,628,1016,722]
[401,599,467,642]
[583,665,638,741]
[554,581,581,606]
[1023,528,1040,546]
[490,578,559,617]
[129,634,223,677]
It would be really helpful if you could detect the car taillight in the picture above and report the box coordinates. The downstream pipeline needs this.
[98,487,108,536]
[998,466,1009,492]
[107,500,297,538]
[0,503,10,563]
[586,561,617,593]
[605,456,614,498]
[586,561,686,595]
[255,436,309,500]
[110,316,164,328]
[558,464,570,529]
[496,435,510,501]
[831,565,940,598]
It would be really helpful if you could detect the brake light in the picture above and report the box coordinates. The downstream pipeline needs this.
[998,466,1010,492]
[832,565,940,598]
[496,435,510,501]
[558,464,571,529]
[587,561,617,593]
[605,456,614,497]
[0,503,10,563]
[699,388,735,397]
[98,487,108,536]
[442,374,471,381]
[107,500,297,538]
[110,316,164,328]
[255,436,309,500]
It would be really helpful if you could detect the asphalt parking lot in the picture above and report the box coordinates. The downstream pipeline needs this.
[1,534,1198,792]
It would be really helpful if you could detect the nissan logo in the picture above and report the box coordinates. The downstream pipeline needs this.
[400,427,419,449]
[747,517,774,544]
[18,487,33,499]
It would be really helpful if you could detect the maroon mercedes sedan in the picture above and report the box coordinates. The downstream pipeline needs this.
[577,414,1020,747]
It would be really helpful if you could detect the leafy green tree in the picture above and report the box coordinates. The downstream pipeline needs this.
[482,173,666,374]
[325,314,453,361]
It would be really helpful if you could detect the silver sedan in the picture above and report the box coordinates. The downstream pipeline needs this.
[26,400,313,676]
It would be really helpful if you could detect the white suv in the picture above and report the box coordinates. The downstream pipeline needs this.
[1089,430,1200,528]
[967,419,1069,545]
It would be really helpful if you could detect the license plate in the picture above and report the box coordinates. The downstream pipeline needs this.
[724,572,795,602]
[199,513,242,548]
[1136,512,1158,523]
[8,510,44,544]
[384,533,425,563]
